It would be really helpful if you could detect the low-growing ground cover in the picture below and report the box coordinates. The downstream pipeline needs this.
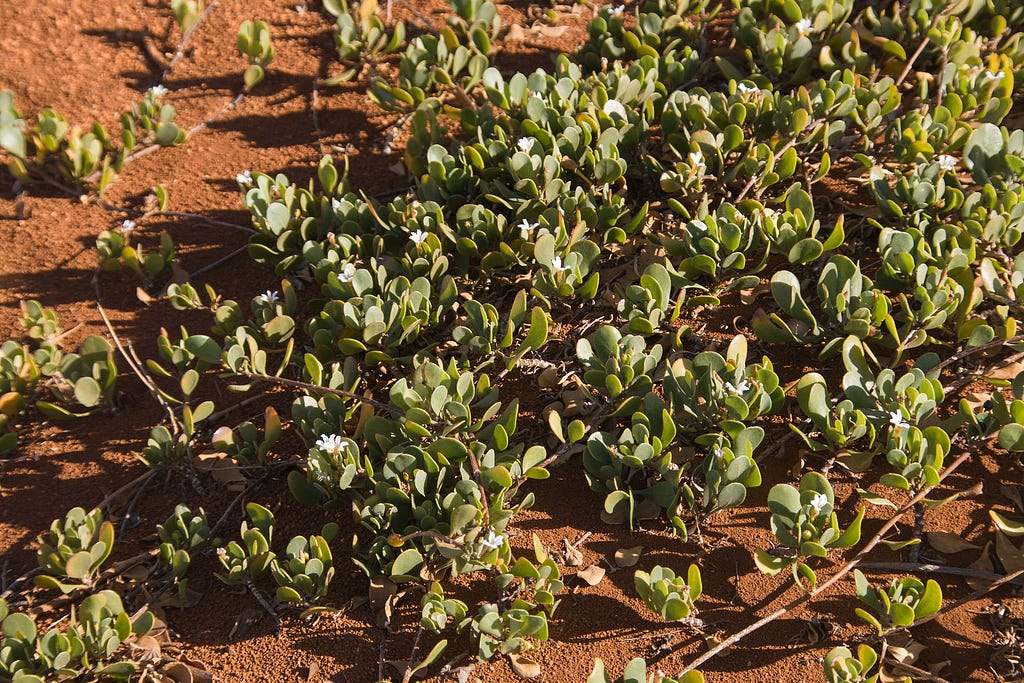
[2,0,1024,681]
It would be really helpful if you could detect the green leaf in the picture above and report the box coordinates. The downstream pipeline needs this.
[155,122,182,146]
[889,601,915,627]
[74,376,102,407]
[856,488,897,508]
[964,122,1003,168]
[623,658,647,683]
[275,586,304,603]
[831,508,865,548]
[520,307,548,353]
[2,612,36,640]
[753,548,789,575]
[999,423,1024,451]
[244,64,265,91]
[390,548,424,580]
[916,579,942,619]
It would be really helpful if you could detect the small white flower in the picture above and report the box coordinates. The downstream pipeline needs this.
[724,378,751,395]
[690,219,708,233]
[810,492,828,514]
[713,447,725,461]
[689,150,706,174]
[550,256,568,273]
[258,290,279,305]
[736,82,758,94]
[795,18,812,36]
[120,219,136,234]
[889,410,907,429]
[603,98,628,119]
[518,218,538,240]
[937,154,957,171]
[409,229,429,246]
[315,434,348,457]
[236,170,253,185]
[338,263,356,283]
[517,137,532,153]
[479,529,505,550]
[984,69,1005,81]
[216,547,228,559]
[609,4,625,14]
[150,85,169,97]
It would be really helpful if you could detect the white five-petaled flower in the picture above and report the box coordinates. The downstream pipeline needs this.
[517,137,532,153]
[609,4,625,15]
[236,170,253,185]
[550,256,568,273]
[216,547,228,559]
[120,219,136,234]
[889,409,907,430]
[258,290,279,306]
[713,447,725,461]
[984,69,1005,81]
[603,98,628,119]
[937,154,957,171]
[810,492,828,514]
[150,85,169,97]
[338,262,356,283]
[409,229,429,246]
[689,150,706,174]
[479,529,505,551]
[315,433,348,457]
[725,378,751,395]
[518,218,538,240]
[736,82,758,94]
[795,17,812,36]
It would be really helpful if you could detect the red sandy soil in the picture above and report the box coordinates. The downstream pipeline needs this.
[0,1,1021,682]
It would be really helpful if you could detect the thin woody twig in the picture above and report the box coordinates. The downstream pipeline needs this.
[239,370,395,413]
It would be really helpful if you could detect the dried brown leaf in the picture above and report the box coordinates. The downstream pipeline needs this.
[996,530,1024,574]
[966,541,995,591]
[1002,485,1024,513]
[131,635,162,663]
[927,531,981,554]
[509,653,542,679]
[562,538,584,567]
[577,564,606,586]
[984,360,1024,381]
[614,546,643,567]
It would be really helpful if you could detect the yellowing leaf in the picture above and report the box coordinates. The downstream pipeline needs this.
[991,510,1024,536]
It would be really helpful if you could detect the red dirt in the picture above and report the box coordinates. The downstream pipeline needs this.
[1,1,1020,682]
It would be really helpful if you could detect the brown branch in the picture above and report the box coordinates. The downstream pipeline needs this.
[857,562,1024,585]
[238,370,395,413]
[912,565,1024,630]
[928,334,1024,376]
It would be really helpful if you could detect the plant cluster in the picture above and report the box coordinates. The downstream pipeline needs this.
[0,301,117,455]
[4,0,1024,678]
